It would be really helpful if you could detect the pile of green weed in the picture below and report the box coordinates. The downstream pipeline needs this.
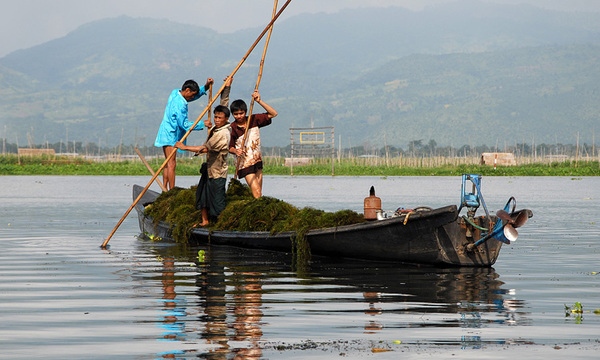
[225,178,254,201]
[218,179,365,231]
[144,179,367,265]
[214,196,298,232]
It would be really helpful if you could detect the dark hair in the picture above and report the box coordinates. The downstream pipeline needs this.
[181,79,200,93]
[214,105,230,118]
[230,99,247,113]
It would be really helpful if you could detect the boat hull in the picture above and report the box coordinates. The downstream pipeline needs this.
[134,185,502,267]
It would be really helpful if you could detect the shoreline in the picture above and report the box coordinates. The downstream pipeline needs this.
[1,155,599,176]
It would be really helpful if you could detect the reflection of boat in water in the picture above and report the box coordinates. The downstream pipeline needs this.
[141,242,530,357]
[134,174,532,267]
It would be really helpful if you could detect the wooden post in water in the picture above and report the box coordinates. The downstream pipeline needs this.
[575,131,580,168]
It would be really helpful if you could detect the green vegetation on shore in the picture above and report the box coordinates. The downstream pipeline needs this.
[1,154,599,176]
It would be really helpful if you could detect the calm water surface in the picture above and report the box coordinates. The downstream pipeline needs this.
[1,175,599,359]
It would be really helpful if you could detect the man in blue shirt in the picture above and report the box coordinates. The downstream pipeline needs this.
[155,78,214,190]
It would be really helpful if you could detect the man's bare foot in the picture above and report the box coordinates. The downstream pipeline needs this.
[192,221,209,228]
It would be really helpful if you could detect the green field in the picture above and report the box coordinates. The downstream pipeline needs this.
[1,154,598,176]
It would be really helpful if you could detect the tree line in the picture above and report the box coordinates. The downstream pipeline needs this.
[1,138,596,159]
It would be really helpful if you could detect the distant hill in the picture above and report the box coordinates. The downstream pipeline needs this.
[0,1,599,148]
[327,45,600,147]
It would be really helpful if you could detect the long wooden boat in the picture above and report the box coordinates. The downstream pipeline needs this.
[133,175,532,267]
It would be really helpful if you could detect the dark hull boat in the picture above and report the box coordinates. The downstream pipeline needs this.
[133,174,532,267]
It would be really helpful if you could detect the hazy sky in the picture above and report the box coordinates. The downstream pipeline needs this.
[1,0,599,57]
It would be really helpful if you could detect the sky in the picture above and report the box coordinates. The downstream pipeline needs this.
[1,0,600,58]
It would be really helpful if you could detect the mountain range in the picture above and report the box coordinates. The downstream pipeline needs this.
[1,0,599,149]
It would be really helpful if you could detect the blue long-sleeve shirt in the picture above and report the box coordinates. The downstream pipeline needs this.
[154,88,206,148]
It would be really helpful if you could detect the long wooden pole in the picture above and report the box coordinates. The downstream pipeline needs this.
[205,84,213,143]
[134,147,167,192]
[235,0,278,178]
[207,84,213,128]
[101,0,293,248]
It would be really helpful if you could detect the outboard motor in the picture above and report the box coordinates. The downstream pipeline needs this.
[459,174,533,252]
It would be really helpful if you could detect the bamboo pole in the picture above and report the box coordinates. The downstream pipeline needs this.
[207,83,213,128]
[203,83,214,145]
[235,0,278,178]
[135,147,167,192]
[101,0,292,248]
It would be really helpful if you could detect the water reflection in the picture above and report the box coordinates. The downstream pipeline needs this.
[197,254,229,359]
[231,272,263,359]
[139,241,530,357]
[196,258,264,359]
[158,258,186,342]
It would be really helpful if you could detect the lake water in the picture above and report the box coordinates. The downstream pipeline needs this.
[1,175,599,359]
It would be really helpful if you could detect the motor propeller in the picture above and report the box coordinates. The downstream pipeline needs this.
[495,209,531,243]
[467,203,533,252]
[496,209,512,222]
[497,209,530,228]
[511,209,531,228]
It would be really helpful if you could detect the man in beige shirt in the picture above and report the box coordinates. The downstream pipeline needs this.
[175,104,231,226]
